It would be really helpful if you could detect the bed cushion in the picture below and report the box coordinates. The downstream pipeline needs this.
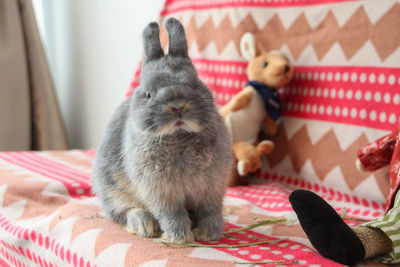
[0,150,390,266]
[127,0,400,219]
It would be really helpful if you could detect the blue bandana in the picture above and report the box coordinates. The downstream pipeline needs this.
[247,80,281,121]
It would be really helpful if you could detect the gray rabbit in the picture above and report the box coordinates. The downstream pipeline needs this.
[92,18,233,244]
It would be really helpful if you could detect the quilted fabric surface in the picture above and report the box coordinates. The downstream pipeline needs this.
[0,150,392,266]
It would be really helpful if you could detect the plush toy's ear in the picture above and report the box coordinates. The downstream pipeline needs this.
[289,190,366,265]
[240,32,261,61]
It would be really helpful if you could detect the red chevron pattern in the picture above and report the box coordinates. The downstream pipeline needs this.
[266,124,389,193]
[160,0,364,15]
[176,3,400,61]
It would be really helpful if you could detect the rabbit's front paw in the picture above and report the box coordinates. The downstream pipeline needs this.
[125,208,161,238]
[193,215,224,241]
[192,226,223,242]
[161,228,194,244]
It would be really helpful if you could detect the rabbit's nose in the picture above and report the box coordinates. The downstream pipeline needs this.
[171,106,184,118]
[168,104,190,119]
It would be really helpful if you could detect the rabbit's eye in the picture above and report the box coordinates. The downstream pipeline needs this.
[145,91,151,99]
[262,61,268,68]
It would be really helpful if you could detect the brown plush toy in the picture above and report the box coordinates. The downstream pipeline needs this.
[220,32,294,185]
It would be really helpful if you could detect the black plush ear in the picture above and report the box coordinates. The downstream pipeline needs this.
[165,17,188,58]
[142,22,164,63]
[289,190,365,266]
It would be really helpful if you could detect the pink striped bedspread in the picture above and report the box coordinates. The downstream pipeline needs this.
[0,150,391,267]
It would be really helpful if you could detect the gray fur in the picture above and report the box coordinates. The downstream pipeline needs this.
[92,18,232,244]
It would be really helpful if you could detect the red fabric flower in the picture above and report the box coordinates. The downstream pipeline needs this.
[357,126,400,212]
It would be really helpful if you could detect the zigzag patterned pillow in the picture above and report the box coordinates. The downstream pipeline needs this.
[127,0,400,219]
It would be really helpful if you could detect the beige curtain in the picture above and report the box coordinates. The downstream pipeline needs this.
[0,0,68,151]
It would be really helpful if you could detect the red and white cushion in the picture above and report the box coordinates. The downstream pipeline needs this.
[128,0,400,217]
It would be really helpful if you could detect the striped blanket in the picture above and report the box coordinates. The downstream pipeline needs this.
[0,150,394,266]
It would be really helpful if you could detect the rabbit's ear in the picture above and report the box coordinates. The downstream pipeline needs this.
[142,22,164,63]
[240,32,260,61]
[166,17,188,58]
